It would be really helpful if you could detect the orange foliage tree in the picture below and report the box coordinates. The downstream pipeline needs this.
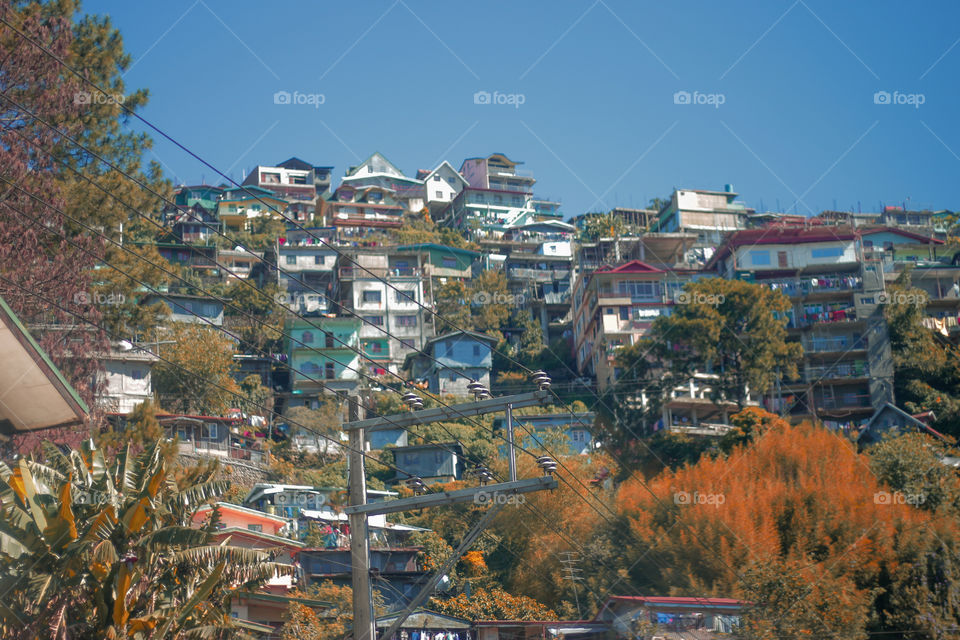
[615,409,960,639]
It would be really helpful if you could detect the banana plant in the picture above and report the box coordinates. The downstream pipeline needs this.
[0,439,292,639]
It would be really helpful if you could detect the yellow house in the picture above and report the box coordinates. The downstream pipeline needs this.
[217,185,289,233]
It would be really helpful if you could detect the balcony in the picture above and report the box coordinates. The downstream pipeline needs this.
[806,361,869,381]
[806,336,867,353]
[339,266,420,280]
[817,393,873,410]
[791,308,857,328]
[508,268,571,282]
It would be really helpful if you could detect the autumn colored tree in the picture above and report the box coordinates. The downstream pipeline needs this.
[430,587,555,622]
[224,277,285,354]
[434,279,474,334]
[469,269,511,335]
[95,398,176,460]
[615,409,960,639]
[152,322,240,415]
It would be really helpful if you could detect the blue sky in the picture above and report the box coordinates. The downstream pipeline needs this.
[88,0,960,218]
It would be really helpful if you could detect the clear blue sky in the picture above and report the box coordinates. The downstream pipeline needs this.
[87,0,960,218]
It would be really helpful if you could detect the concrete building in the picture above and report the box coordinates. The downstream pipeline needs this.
[650,185,753,252]
[216,185,289,233]
[277,228,339,315]
[285,316,363,395]
[334,249,430,373]
[420,160,468,217]
[571,259,700,390]
[242,163,317,222]
[340,152,424,213]
[708,225,895,429]
[98,343,157,413]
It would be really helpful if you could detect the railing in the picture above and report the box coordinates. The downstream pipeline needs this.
[806,336,867,352]
[339,266,420,279]
[817,393,873,409]
[760,276,863,297]
[793,308,857,327]
[806,362,869,381]
[508,268,571,281]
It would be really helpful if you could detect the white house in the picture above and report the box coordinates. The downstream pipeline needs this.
[421,161,468,216]
[99,344,158,413]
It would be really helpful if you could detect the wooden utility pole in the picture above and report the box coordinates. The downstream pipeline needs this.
[348,396,375,640]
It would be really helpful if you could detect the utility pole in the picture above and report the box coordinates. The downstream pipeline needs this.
[348,395,375,640]
[342,381,557,640]
[559,551,583,619]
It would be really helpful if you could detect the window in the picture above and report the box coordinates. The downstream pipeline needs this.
[512,196,522,206]
[247,524,263,532]
[202,423,218,440]
[605,308,614,314]
[202,304,218,317]
[617,281,661,301]
[811,247,844,259]
[362,290,382,304]
[473,345,481,357]
[367,316,384,326]
[314,255,323,265]
[302,331,314,343]
[396,315,418,327]
[367,341,383,354]
[433,175,441,182]
[750,251,771,266]
[620,307,630,320]
[325,332,334,348]
[177,426,189,441]
[442,256,458,268]
[447,177,457,185]
[262,172,280,183]
[302,362,320,374]
[325,363,335,379]
[436,191,444,199]
[286,255,296,265]
[862,240,874,248]
[395,289,416,303]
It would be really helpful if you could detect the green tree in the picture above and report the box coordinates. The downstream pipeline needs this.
[650,278,802,408]
[868,431,960,513]
[0,439,289,638]
[153,323,241,415]
[95,243,174,340]
[884,270,960,438]
[96,398,176,459]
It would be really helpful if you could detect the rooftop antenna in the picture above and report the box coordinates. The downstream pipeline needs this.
[776,198,781,213]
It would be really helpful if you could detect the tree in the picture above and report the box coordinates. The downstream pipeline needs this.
[884,270,960,438]
[152,323,241,415]
[867,431,960,513]
[95,243,175,340]
[280,581,356,640]
[649,278,802,408]
[0,2,109,410]
[283,403,344,459]
[0,439,289,638]
[434,279,474,334]
[430,587,555,622]
[468,270,510,335]
[224,278,285,354]
[615,410,960,639]
[96,398,176,460]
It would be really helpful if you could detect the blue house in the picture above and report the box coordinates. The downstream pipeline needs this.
[391,442,464,484]
[403,330,497,396]
[494,412,596,455]
[857,403,945,448]
[143,292,224,326]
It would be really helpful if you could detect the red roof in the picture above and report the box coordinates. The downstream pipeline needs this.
[594,259,664,274]
[606,596,746,607]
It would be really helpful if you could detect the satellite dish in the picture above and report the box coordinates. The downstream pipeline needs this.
[117,340,134,352]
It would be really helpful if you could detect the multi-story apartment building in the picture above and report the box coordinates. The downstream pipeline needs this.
[276,157,334,196]
[323,183,405,232]
[334,250,430,373]
[340,152,424,213]
[708,225,898,429]
[650,185,753,249]
[277,227,339,315]
[172,184,223,210]
[216,185,289,233]
[242,163,317,222]
[285,316,363,396]
[441,153,547,237]
[571,259,700,390]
